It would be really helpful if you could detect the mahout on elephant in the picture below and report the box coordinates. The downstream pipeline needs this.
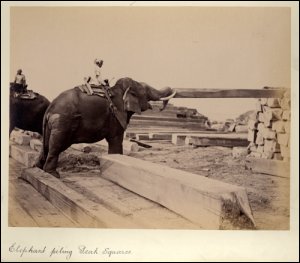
[13,69,27,93]
[36,77,176,178]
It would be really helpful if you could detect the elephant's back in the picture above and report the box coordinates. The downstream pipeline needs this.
[46,87,110,119]
[47,88,80,114]
[36,93,50,106]
[34,94,50,112]
[10,93,50,134]
[10,93,50,114]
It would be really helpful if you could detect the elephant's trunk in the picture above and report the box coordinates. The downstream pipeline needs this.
[146,86,176,111]
[146,86,174,100]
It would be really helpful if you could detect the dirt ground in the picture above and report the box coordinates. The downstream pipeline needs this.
[58,141,289,230]
[130,141,290,230]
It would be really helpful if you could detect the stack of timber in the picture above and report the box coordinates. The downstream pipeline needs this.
[128,87,286,132]
[246,90,291,177]
[10,129,41,167]
[128,102,209,130]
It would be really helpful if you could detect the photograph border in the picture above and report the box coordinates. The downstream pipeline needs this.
[1,1,299,262]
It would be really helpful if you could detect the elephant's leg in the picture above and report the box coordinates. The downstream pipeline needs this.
[43,129,71,178]
[43,154,60,178]
[35,141,50,169]
[106,134,124,154]
[35,123,50,169]
[35,150,46,169]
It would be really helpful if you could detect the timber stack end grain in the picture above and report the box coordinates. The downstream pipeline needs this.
[247,91,291,162]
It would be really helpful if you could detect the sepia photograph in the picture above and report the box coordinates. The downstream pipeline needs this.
[2,1,299,262]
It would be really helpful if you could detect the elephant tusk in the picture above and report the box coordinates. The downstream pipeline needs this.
[123,86,131,100]
[159,90,177,101]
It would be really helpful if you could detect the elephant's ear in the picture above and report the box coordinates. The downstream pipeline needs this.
[124,89,141,114]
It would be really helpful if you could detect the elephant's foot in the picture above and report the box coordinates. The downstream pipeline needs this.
[51,171,60,178]
[45,170,60,178]
[35,153,46,169]
[34,160,44,169]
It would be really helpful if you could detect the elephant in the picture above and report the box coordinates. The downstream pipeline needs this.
[10,85,50,135]
[36,77,176,178]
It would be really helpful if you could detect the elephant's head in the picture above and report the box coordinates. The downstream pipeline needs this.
[115,78,176,115]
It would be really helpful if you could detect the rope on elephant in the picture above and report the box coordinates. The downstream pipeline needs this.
[76,84,127,129]
[77,84,107,98]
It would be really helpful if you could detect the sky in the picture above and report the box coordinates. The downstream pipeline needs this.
[9,6,291,121]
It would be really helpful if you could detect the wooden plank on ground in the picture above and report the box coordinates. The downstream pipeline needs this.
[135,134,150,140]
[129,120,206,129]
[131,115,207,123]
[70,140,140,154]
[62,175,199,229]
[191,137,249,147]
[149,133,172,140]
[135,133,172,141]
[174,133,248,140]
[172,134,187,146]
[100,155,255,229]
[10,179,80,227]
[9,198,39,227]
[95,140,139,154]
[174,88,286,98]
[21,168,137,228]
[245,157,290,178]
[171,133,248,146]
[9,158,79,227]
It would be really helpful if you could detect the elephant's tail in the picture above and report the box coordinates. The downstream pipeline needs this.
[41,113,50,162]
[35,112,50,169]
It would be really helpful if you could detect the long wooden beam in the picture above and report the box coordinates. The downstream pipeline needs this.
[174,88,287,98]
[21,168,137,228]
[100,154,255,229]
